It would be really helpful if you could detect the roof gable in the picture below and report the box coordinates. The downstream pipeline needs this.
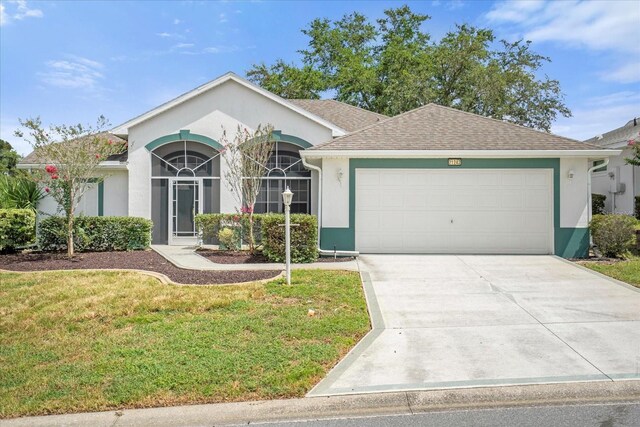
[311,103,599,151]
[111,72,347,137]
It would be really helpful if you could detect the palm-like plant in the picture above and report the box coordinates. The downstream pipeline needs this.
[0,176,44,211]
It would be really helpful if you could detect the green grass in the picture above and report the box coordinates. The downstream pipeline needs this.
[581,257,640,288]
[0,270,369,418]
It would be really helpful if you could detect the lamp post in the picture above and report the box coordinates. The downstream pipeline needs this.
[282,186,294,285]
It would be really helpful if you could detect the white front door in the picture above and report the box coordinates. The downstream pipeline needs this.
[169,178,203,245]
[355,169,554,254]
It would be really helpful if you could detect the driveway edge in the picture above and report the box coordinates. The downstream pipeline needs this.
[2,381,639,427]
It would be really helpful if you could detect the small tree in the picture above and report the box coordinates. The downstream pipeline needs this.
[15,116,127,257]
[625,128,640,166]
[222,124,274,253]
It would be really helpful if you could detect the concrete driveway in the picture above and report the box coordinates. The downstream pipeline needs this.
[309,255,640,396]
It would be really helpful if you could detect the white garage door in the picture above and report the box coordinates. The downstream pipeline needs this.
[355,169,553,254]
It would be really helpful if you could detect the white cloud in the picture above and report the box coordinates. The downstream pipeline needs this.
[486,1,640,83]
[203,45,240,54]
[218,12,227,23]
[552,91,640,140]
[174,43,194,49]
[173,18,183,25]
[0,4,8,26]
[0,0,43,25]
[38,56,104,90]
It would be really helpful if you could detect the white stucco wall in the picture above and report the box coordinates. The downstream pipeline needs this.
[125,80,334,218]
[103,171,128,216]
[36,171,128,218]
[321,158,350,227]
[591,147,639,214]
[560,157,589,228]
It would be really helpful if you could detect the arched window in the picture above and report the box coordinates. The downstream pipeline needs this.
[252,142,311,214]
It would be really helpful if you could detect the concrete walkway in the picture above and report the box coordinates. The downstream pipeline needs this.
[151,245,359,271]
[309,255,640,396]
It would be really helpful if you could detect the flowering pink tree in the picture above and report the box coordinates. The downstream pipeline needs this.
[221,124,274,253]
[15,116,127,257]
[625,129,640,166]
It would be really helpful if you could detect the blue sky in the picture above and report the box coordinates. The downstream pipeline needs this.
[1,0,639,155]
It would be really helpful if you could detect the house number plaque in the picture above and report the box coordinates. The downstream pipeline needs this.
[448,158,462,166]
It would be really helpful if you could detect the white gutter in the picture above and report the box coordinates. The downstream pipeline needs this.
[300,156,360,258]
[587,157,610,248]
[301,149,622,159]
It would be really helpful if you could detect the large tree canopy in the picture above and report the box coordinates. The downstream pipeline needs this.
[246,5,571,131]
[0,139,21,176]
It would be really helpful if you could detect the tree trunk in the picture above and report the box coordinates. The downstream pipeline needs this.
[67,195,74,258]
[248,212,255,254]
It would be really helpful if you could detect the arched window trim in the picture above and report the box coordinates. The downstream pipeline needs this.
[150,140,221,178]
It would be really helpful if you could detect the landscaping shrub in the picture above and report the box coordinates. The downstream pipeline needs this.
[218,227,239,251]
[635,196,640,220]
[0,209,36,252]
[592,193,606,216]
[195,213,265,245]
[590,214,637,258]
[39,216,152,252]
[262,214,318,263]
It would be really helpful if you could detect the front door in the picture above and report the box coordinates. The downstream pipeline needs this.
[169,178,202,245]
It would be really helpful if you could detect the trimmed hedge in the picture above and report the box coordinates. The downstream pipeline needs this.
[592,194,606,216]
[262,214,318,263]
[39,216,152,252]
[0,209,36,252]
[590,214,637,258]
[195,213,318,263]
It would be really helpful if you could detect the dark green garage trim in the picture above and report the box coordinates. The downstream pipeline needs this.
[319,158,589,259]
[145,130,223,151]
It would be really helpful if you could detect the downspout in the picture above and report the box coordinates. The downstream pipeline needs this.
[301,156,359,257]
[587,157,610,246]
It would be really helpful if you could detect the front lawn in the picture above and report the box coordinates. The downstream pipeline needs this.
[0,269,369,418]
[579,257,640,288]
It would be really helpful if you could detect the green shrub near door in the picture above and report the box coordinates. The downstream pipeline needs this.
[39,216,153,252]
[0,209,36,252]
[262,214,318,263]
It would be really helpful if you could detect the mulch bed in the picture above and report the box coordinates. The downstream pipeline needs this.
[197,249,356,264]
[197,250,270,264]
[0,250,281,285]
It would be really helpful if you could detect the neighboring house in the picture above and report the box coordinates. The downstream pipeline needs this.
[19,72,619,258]
[584,117,640,215]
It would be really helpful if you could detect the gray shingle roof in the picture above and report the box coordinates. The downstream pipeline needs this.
[584,117,640,148]
[19,133,128,165]
[311,103,600,151]
[288,99,388,132]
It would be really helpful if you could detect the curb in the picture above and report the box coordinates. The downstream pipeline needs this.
[2,381,639,427]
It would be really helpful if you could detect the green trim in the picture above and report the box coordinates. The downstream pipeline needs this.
[271,130,313,148]
[97,181,104,216]
[319,158,589,259]
[145,130,223,151]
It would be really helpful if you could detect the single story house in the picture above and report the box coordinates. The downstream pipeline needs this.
[584,117,640,215]
[20,72,620,258]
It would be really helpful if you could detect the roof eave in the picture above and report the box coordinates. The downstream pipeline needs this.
[300,149,622,159]
[17,161,128,170]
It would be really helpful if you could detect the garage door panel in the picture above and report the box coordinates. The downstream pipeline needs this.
[356,169,553,254]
